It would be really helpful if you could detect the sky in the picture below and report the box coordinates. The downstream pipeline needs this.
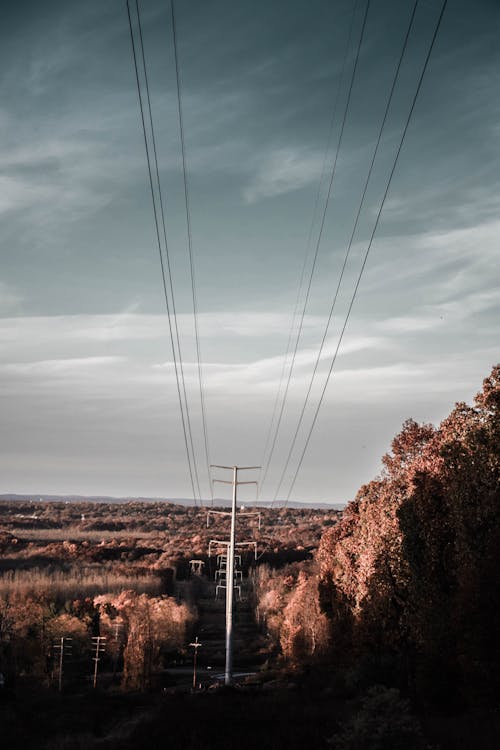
[0,0,499,505]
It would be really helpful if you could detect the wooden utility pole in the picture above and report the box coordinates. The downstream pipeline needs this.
[53,636,72,692]
[211,465,259,686]
[92,636,107,688]
[111,620,123,676]
[189,636,202,689]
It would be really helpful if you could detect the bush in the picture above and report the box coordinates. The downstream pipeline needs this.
[331,685,425,750]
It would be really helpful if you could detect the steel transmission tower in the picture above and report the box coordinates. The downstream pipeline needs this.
[211,465,260,686]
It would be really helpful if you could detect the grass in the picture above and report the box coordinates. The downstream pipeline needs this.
[8,526,164,542]
[0,567,162,599]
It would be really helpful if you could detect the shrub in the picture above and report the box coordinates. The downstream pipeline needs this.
[331,685,425,750]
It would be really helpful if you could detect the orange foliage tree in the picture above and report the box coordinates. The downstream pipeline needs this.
[280,570,329,662]
[253,562,329,663]
[318,365,500,705]
[94,590,195,690]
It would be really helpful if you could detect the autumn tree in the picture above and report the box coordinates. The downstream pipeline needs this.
[94,590,195,690]
[280,570,329,662]
[318,365,500,706]
[0,594,49,680]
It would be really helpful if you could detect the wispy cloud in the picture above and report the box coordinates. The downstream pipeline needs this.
[0,282,23,313]
[243,147,323,203]
[375,287,500,335]
[0,311,332,349]
[0,356,125,376]
[358,216,500,304]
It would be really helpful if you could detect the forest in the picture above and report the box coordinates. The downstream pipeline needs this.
[1,364,499,749]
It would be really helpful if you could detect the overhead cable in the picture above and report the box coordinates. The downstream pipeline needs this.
[171,0,213,502]
[273,0,420,502]
[260,0,372,495]
[126,0,200,506]
[283,0,449,506]
[134,0,204,504]
[259,0,360,495]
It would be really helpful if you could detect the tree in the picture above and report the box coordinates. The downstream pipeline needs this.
[280,570,329,662]
[94,590,195,690]
[318,365,500,706]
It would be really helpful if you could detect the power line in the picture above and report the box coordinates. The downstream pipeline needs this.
[126,0,200,506]
[282,0,449,506]
[134,0,203,504]
[171,0,213,502]
[258,0,359,495]
[272,0,420,502]
[260,0,371,495]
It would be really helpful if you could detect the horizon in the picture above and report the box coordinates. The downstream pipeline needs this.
[0,491,345,509]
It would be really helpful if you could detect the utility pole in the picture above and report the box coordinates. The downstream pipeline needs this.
[111,620,123,677]
[189,636,202,689]
[53,636,72,692]
[92,636,107,688]
[211,465,259,686]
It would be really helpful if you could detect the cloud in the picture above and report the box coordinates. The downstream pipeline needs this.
[376,315,438,334]
[0,311,332,349]
[0,282,23,313]
[375,287,500,335]
[357,215,500,306]
[0,280,496,405]
[0,112,130,231]
[380,179,500,224]
[432,287,500,319]
[153,333,387,396]
[0,309,388,409]
[0,356,125,376]
[243,147,323,203]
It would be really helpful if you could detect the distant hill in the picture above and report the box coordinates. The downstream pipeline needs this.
[0,493,345,510]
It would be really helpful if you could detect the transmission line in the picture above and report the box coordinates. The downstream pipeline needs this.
[171,0,213,502]
[134,0,204,504]
[258,0,359,495]
[260,0,371,495]
[282,0,449,506]
[126,0,200,506]
[272,0,420,502]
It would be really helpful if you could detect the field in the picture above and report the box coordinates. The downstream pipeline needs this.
[0,497,338,586]
[0,488,499,750]
[0,498,346,749]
